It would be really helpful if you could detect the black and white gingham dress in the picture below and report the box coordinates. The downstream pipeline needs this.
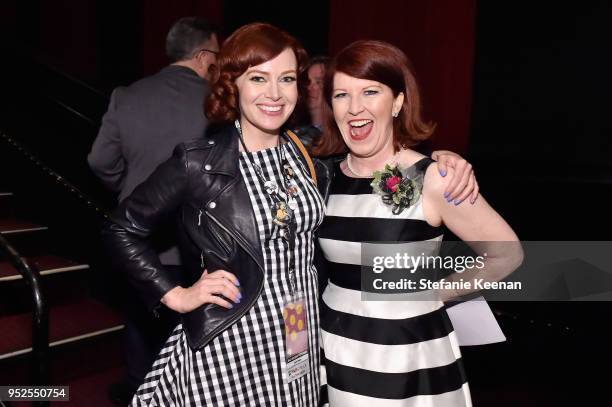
[131,141,325,407]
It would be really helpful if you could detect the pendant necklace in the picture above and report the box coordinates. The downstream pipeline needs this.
[235,119,299,296]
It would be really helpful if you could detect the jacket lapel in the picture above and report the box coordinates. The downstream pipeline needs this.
[202,126,264,271]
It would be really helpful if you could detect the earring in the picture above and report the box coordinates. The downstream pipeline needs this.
[392,111,399,118]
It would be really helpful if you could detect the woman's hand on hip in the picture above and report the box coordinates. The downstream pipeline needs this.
[161,269,242,313]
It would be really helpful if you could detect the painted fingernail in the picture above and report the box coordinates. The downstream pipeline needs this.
[444,191,450,198]
[236,280,240,286]
[454,200,461,205]
[440,170,447,177]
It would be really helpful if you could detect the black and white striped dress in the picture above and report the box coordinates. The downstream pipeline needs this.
[318,158,471,407]
[131,141,325,406]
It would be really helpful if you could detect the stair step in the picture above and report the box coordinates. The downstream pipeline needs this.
[0,298,124,360]
[0,255,89,282]
[0,218,48,234]
[0,330,125,404]
[51,365,125,407]
[0,230,54,258]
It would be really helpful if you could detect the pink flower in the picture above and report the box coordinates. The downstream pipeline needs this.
[386,176,401,192]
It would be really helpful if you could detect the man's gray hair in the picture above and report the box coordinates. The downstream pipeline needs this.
[166,17,215,62]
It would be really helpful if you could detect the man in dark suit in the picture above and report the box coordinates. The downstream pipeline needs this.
[89,16,217,203]
[88,16,218,404]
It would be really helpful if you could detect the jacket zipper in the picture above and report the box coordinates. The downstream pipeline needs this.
[198,209,205,268]
[199,208,232,256]
[200,211,265,347]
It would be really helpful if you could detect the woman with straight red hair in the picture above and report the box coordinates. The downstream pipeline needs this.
[315,40,522,406]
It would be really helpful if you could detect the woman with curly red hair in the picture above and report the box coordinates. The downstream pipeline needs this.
[104,22,325,406]
[103,23,479,406]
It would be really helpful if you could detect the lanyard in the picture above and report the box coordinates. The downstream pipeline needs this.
[235,120,299,297]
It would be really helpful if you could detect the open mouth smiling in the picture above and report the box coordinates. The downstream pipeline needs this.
[348,119,374,139]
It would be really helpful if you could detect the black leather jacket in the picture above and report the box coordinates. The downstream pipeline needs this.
[102,125,333,350]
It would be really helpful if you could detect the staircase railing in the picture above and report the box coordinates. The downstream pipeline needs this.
[0,132,110,220]
[0,233,49,387]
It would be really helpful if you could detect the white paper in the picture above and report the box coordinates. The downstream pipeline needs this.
[446,297,506,346]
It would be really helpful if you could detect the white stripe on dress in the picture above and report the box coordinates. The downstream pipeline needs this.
[325,194,426,220]
[327,383,472,407]
[318,236,443,265]
[321,330,462,374]
[322,281,442,320]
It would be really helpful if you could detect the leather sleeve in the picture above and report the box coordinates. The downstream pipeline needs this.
[101,143,190,311]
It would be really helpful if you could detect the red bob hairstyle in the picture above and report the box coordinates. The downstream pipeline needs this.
[205,23,308,123]
[312,40,435,157]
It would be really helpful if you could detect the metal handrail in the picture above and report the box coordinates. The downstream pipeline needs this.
[0,233,49,386]
[0,131,106,407]
[0,132,110,219]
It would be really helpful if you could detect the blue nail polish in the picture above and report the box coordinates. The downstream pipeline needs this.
[444,192,450,198]
[440,170,447,177]
[446,197,452,203]
[236,280,240,287]
[454,200,461,205]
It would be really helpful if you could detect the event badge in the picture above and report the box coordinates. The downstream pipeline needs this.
[283,292,310,382]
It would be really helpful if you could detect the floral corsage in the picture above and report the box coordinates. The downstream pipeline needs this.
[371,163,424,215]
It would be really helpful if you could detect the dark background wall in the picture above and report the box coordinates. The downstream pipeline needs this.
[471,1,612,171]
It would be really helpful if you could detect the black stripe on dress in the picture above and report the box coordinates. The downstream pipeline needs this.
[326,261,451,292]
[330,157,433,195]
[329,174,373,195]
[325,357,467,399]
[320,216,443,242]
[321,301,453,345]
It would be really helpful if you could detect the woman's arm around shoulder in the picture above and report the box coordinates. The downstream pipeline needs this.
[421,165,524,299]
[422,165,517,242]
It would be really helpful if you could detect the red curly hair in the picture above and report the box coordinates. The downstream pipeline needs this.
[311,40,435,157]
[205,23,308,124]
